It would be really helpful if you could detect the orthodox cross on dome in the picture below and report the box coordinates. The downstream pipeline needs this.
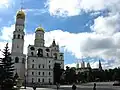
[20,0,24,10]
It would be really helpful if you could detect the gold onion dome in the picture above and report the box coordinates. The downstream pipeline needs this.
[36,26,44,32]
[16,10,25,20]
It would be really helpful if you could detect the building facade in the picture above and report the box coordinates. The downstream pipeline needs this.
[27,28,64,84]
[11,10,64,84]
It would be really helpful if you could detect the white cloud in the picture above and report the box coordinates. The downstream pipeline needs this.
[1,24,120,68]
[0,24,14,41]
[45,0,120,17]
[0,0,11,8]
[91,14,120,35]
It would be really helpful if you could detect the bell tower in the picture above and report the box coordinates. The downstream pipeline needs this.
[11,2,26,82]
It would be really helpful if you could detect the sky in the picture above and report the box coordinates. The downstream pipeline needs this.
[0,0,120,69]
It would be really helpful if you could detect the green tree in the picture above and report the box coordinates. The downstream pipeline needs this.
[0,43,14,90]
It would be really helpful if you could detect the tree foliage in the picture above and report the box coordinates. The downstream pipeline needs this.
[0,43,14,90]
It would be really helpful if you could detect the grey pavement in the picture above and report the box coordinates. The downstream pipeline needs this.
[21,82,120,90]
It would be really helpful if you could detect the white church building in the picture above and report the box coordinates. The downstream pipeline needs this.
[10,10,64,84]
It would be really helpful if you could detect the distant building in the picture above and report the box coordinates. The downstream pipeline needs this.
[76,61,91,74]
[76,60,103,74]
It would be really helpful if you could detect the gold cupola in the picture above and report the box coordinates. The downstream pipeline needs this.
[16,10,25,20]
[36,26,44,32]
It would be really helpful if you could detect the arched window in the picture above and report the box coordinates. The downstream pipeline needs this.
[32,64,34,68]
[22,35,24,39]
[32,78,34,83]
[38,72,40,75]
[49,65,51,69]
[18,34,20,39]
[30,47,35,50]
[15,57,19,63]
[47,53,49,57]
[13,35,16,39]
[38,78,40,82]
[49,78,51,83]
[43,64,44,68]
[31,52,34,56]
[49,72,51,76]
[46,48,50,52]
[43,72,44,76]
[42,78,44,82]
[38,64,41,68]
[37,48,43,57]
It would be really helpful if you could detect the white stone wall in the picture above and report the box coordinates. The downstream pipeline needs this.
[27,43,64,84]
[11,17,26,81]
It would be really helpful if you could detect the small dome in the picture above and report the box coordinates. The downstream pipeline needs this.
[16,10,25,20]
[36,27,44,32]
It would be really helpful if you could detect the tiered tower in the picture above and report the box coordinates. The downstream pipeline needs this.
[11,10,26,81]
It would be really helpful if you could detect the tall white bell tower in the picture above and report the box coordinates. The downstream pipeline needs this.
[11,9,26,81]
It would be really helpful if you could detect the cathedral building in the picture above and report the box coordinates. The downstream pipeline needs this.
[11,10,64,84]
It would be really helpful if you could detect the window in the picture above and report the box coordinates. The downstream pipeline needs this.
[30,47,35,50]
[38,72,40,75]
[32,78,34,83]
[31,52,34,56]
[22,35,24,39]
[32,60,34,62]
[37,48,43,57]
[49,72,51,76]
[18,34,20,39]
[15,57,19,63]
[49,61,50,63]
[43,64,44,68]
[13,35,16,39]
[43,72,44,76]
[42,78,44,82]
[32,64,34,68]
[22,58,25,64]
[46,48,50,52]
[38,64,41,68]
[47,53,49,57]
[49,65,51,69]
[38,78,40,82]
[49,78,51,83]
[32,72,34,75]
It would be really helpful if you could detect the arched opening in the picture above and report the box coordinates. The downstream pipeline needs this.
[38,78,40,82]
[15,57,19,63]
[30,47,35,50]
[37,48,43,57]
[13,35,16,39]
[18,34,20,39]
[32,78,34,83]
[49,78,51,83]
[22,35,24,39]
[31,52,34,56]
[42,78,44,83]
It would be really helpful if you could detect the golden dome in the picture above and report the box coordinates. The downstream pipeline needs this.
[16,10,25,20]
[36,27,44,32]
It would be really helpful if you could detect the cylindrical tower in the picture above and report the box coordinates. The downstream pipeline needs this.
[34,26,45,47]
[11,10,26,82]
